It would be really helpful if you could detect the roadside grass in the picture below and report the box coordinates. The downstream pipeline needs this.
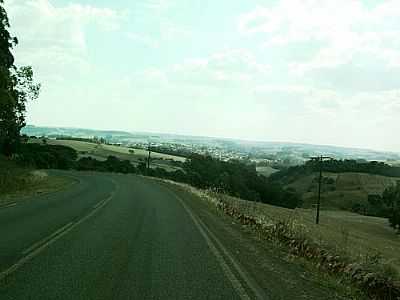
[222,197,400,272]
[0,156,75,205]
[157,177,400,269]
[0,156,33,196]
[158,178,400,299]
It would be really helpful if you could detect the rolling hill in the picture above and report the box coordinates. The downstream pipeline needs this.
[29,139,185,172]
[286,172,398,211]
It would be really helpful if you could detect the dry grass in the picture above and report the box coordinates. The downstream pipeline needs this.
[219,196,400,272]
[159,179,400,298]
[0,157,75,205]
[159,178,400,274]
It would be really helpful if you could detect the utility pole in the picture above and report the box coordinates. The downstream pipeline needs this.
[310,155,332,224]
[147,142,151,173]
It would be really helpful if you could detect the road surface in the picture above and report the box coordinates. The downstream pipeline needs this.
[0,171,352,299]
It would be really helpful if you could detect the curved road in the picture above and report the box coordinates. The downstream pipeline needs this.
[0,171,263,299]
[0,171,353,300]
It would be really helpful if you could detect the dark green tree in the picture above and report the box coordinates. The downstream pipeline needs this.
[0,1,40,156]
[383,181,400,232]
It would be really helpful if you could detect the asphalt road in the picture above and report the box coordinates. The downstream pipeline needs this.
[0,171,266,300]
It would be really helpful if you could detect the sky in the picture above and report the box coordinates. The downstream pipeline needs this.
[4,0,400,152]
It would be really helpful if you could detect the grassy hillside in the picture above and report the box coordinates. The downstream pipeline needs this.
[220,194,400,272]
[286,172,398,211]
[30,139,185,172]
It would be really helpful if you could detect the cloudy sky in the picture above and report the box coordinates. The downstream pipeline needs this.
[4,0,400,152]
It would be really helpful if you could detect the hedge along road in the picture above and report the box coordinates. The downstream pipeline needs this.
[0,170,271,300]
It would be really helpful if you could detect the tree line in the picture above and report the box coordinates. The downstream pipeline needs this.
[271,159,400,183]
[16,144,302,210]
[0,1,40,156]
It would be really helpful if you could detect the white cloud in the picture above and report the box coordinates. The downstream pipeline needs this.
[142,0,174,14]
[5,0,125,81]
[170,49,270,86]
[239,0,400,73]
[127,32,160,48]
[127,1,189,48]
[159,20,191,40]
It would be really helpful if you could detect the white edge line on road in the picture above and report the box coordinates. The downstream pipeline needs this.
[195,211,269,300]
[21,222,75,255]
[170,192,251,300]
[0,192,115,282]
[164,186,269,300]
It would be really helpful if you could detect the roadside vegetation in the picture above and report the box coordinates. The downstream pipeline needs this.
[161,179,400,299]
[0,155,33,196]
[0,155,74,204]
[0,3,76,200]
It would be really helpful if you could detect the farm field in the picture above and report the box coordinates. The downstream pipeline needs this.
[30,139,186,171]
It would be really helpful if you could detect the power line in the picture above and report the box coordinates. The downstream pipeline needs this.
[147,142,151,174]
[309,155,332,224]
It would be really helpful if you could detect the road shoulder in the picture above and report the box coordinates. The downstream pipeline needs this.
[160,181,366,300]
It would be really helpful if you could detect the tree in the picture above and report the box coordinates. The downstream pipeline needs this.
[0,1,40,156]
[383,181,400,232]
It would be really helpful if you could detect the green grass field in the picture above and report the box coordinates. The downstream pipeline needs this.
[46,139,99,152]
[31,139,186,172]
[256,166,279,177]
[287,172,398,210]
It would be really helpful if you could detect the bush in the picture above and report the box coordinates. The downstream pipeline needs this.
[16,143,77,169]
[76,156,137,174]
[182,154,302,209]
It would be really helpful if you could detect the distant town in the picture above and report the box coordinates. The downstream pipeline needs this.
[22,125,400,170]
